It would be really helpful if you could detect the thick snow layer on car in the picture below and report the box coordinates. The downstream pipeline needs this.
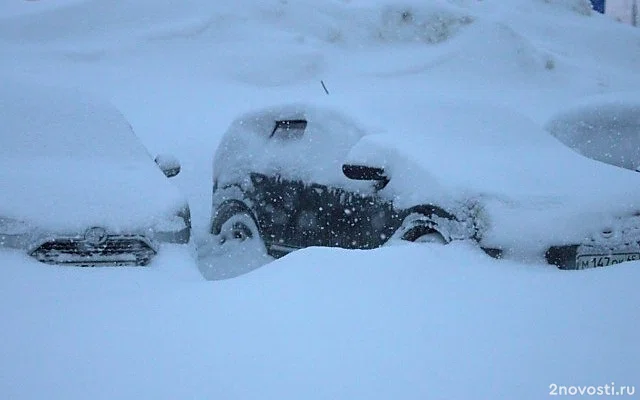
[0,81,186,232]
[214,99,640,258]
[214,104,368,189]
[345,100,640,255]
[546,95,640,171]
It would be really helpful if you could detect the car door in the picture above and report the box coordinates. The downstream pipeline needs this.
[330,186,397,249]
[287,181,397,250]
[250,172,395,251]
[249,173,303,251]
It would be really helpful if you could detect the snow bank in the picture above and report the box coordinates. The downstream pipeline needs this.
[374,2,474,44]
[227,1,475,47]
[0,0,476,51]
[1,244,638,399]
[0,0,204,44]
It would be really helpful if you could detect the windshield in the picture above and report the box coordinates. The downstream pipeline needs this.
[0,82,150,161]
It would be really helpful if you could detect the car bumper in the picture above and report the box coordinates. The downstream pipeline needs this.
[1,225,190,267]
[546,243,640,270]
[28,234,158,266]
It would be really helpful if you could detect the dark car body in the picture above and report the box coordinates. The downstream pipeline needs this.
[212,171,471,258]
[209,104,477,260]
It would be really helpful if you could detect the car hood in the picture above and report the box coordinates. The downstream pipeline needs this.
[0,157,186,233]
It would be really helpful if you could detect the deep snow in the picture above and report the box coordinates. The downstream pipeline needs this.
[1,0,639,399]
[1,244,639,400]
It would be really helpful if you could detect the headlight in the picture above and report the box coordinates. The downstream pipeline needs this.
[0,217,31,236]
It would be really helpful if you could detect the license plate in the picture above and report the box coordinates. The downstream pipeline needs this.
[575,253,640,269]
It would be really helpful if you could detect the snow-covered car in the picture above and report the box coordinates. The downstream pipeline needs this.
[545,96,640,172]
[0,81,190,266]
[209,103,640,270]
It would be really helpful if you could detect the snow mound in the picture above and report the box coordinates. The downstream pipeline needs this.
[0,0,202,44]
[375,2,474,44]
[0,0,474,48]
[196,231,273,281]
[455,20,555,75]
[237,1,475,47]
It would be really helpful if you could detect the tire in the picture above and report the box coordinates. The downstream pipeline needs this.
[401,225,447,244]
[395,212,449,244]
[216,212,260,245]
[199,207,272,280]
[211,200,255,234]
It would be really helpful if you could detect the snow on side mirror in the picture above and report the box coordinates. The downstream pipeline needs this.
[155,154,181,178]
[342,164,390,190]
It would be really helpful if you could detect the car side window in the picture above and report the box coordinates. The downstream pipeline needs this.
[270,119,307,140]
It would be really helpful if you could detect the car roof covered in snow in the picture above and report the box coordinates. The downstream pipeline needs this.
[213,103,368,188]
[0,80,186,231]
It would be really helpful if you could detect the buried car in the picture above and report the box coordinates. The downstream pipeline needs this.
[0,81,190,266]
[208,102,640,270]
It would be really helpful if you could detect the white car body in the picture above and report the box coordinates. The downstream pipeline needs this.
[0,81,190,266]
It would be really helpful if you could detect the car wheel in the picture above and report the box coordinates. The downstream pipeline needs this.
[217,212,259,245]
[394,212,449,244]
[199,208,273,281]
[401,225,447,244]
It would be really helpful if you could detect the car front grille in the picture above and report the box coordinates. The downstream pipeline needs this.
[30,235,156,266]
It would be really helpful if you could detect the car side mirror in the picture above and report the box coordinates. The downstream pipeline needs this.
[155,154,181,178]
[342,164,390,190]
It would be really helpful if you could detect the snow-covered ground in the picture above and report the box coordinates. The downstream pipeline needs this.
[2,244,639,399]
[1,0,639,398]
